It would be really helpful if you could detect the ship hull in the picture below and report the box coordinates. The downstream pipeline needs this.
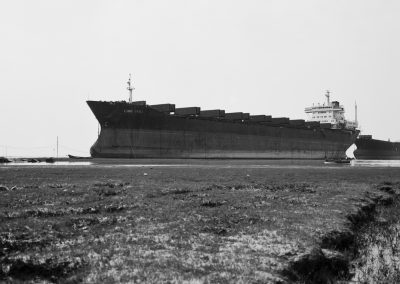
[355,138,400,160]
[87,101,359,160]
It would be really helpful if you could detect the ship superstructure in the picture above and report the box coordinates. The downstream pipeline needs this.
[87,77,359,159]
[305,91,358,130]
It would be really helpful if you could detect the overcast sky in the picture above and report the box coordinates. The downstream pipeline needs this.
[1,0,399,157]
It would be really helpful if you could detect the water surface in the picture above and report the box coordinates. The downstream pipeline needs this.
[2,159,400,169]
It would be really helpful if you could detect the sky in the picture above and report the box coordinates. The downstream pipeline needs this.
[1,0,399,157]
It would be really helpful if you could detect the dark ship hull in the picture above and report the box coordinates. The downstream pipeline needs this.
[355,136,400,160]
[87,101,359,159]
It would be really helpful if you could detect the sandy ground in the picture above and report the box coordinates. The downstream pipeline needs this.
[0,160,399,283]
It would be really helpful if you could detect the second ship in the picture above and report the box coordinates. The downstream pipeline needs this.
[354,135,400,160]
[87,76,359,159]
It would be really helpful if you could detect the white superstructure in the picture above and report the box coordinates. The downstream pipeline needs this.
[305,91,358,130]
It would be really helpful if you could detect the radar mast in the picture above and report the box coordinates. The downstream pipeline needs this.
[355,101,358,125]
[127,74,134,103]
[325,90,330,105]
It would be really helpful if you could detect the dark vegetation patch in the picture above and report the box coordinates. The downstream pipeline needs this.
[283,247,350,283]
[283,185,400,283]
[346,201,376,227]
[201,226,228,236]
[95,188,120,196]
[377,181,400,194]
[93,181,126,188]
[0,185,9,191]
[65,216,101,231]
[0,255,84,282]
[205,182,316,194]
[0,185,20,191]
[321,229,355,251]
[200,199,225,207]
[92,181,128,197]
[48,184,64,189]
[366,190,395,205]
[145,187,192,198]
[23,185,40,189]
[204,184,224,191]
[352,192,400,282]
[199,214,262,236]
[161,187,191,195]
[379,185,396,194]
[0,232,50,257]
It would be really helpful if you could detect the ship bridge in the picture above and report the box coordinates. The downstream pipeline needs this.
[305,91,358,130]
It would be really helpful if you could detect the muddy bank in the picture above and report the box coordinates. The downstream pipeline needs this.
[283,182,400,283]
[350,182,400,283]
[1,164,400,283]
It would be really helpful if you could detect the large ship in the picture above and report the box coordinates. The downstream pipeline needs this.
[87,76,359,159]
[354,135,400,160]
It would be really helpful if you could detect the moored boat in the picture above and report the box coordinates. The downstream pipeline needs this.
[355,135,400,160]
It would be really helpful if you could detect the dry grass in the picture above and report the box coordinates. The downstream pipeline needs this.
[0,161,400,283]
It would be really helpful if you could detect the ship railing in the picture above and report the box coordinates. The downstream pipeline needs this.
[304,106,344,113]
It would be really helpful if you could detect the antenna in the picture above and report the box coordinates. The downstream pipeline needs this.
[127,74,134,103]
[355,101,358,125]
[325,90,330,105]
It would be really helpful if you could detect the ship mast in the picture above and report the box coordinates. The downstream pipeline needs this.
[325,90,330,105]
[127,74,134,103]
[355,101,358,125]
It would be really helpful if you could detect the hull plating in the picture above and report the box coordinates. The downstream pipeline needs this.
[355,138,400,160]
[87,101,358,159]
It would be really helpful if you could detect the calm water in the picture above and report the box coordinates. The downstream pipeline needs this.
[1,159,400,168]
[350,160,400,167]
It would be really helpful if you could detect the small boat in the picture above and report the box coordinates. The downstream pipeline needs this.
[45,157,55,163]
[324,158,351,164]
[68,154,92,160]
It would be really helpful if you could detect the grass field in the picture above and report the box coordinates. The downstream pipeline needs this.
[1,160,399,283]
